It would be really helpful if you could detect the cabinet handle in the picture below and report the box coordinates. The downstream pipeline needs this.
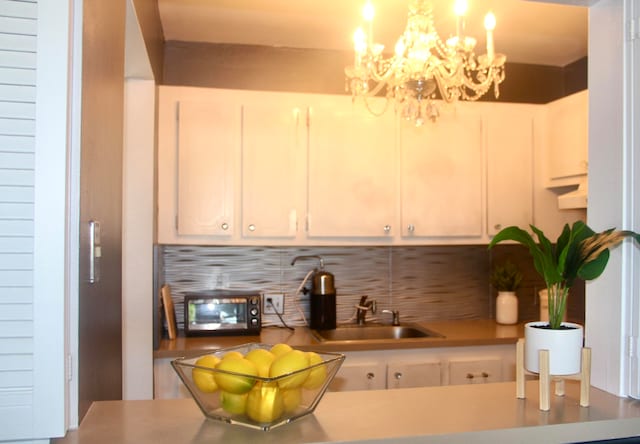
[366,372,375,380]
[394,372,403,380]
[407,224,415,233]
[466,372,490,380]
[383,225,391,233]
[248,224,256,232]
[221,222,229,231]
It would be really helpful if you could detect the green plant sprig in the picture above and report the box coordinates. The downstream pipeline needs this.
[490,260,523,292]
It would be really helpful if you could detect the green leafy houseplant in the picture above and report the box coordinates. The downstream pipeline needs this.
[490,260,523,292]
[488,221,640,329]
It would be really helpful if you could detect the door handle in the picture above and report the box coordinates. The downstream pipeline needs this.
[89,220,102,283]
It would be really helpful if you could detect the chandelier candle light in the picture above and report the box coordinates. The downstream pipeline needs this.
[345,0,506,126]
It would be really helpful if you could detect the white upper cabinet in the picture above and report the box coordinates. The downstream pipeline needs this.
[399,109,483,238]
[545,90,588,186]
[307,97,396,238]
[157,86,581,245]
[176,100,238,237]
[486,105,534,236]
[241,101,303,239]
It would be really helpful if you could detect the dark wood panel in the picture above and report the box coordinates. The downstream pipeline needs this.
[78,0,125,422]
[162,41,587,103]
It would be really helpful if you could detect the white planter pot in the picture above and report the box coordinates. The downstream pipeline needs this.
[524,321,584,375]
[496,291,518,325]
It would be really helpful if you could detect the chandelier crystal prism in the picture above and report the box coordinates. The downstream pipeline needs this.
[345,0,506,126]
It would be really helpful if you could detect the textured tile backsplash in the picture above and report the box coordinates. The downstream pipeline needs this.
[158,244,585,332]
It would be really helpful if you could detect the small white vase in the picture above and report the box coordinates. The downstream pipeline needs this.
[496,291,518,325]
[524,321,584,375]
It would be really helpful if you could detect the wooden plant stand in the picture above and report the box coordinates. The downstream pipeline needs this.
[516,338,591,411]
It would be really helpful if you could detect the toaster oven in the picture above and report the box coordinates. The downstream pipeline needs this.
[183,290,261,336]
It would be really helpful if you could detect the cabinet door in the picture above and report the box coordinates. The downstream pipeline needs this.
[487,108,534,236]
[328,362,387,391]
[448,358,503,385]
[400,111,483,238]
[241,104,301,238]
[176,100,239,236]
[387,361,442,389]
[547,90,588,181]
[307,100,396,238]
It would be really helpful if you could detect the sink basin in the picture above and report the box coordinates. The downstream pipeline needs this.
[311,324,444,342]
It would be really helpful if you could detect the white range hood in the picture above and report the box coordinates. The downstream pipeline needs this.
[558,178,588,209]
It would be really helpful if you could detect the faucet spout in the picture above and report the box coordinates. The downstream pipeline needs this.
[356,295,377,325]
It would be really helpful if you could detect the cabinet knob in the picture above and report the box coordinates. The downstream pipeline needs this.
[248,224,256,232]
[394,372,403,380]
[494,223,502,230]
[407,224,415,233]
[221,222,229,231]
[383,225,391,233]
[366,372,375,380]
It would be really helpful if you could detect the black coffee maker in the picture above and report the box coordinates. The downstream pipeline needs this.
[291,255,336,330]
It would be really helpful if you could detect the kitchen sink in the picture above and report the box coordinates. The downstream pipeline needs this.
[310,324,444,342]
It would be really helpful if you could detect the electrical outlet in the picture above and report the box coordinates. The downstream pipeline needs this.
[263,293,285,315]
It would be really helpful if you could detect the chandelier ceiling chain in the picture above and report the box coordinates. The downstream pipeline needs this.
[345,0,506,126]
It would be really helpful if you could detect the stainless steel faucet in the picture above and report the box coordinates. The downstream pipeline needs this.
[382,309,400,326]
[356,295,376,325]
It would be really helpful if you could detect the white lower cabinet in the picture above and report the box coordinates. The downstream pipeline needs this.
[447,358,503,385]
[328,361,387,391]
[154,357,191,399]
[153,344,516,398]
[387,361,442,389]
[327,344,515,392]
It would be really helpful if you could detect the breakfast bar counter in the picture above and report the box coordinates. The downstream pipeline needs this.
[53,380,640,444]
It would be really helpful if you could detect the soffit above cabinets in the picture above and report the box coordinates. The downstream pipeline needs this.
[157,0,588,67]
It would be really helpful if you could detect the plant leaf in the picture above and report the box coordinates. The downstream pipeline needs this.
[529,225,562,284]
[578,248,610,280]
[489,226,560,285]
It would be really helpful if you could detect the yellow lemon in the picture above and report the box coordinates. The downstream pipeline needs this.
[245,348,276,378]
[214,357,258,394]
[246,382,284,423]
[222,351,244,360]
[192,355,221,393]
[269,349,310,389]
[281,388,302,413]
[270,343,293,357]
[220,390,248,415]
[303,351,327,389]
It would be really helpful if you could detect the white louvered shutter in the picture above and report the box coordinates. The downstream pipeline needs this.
[1,0,69,440]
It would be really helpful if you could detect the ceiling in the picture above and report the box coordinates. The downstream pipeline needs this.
[157,0,588,67]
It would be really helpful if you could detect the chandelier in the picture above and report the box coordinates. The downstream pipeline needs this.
[345,0,506,126]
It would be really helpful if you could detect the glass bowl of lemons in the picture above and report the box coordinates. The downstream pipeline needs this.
[171,343,345,431]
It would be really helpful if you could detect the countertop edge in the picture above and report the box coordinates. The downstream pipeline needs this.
[154,319,525,359]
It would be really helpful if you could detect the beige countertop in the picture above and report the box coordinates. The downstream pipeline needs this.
[154,319,525,359]
[53,380,640,444]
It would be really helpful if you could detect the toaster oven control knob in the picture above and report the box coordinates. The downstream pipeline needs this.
[250,296,259,305]
[250,318,259,326]
[250,307,259,316]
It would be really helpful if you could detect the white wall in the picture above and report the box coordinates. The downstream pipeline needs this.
[122,0,156,400]
[586,0,639,396]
